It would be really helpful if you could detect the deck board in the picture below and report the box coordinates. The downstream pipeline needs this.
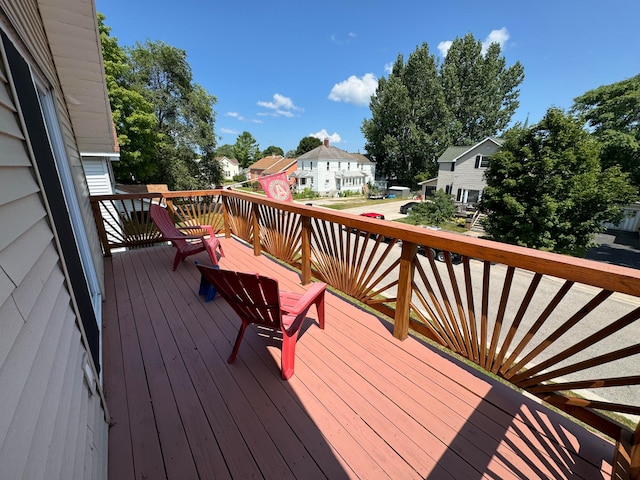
[103,237,615,479]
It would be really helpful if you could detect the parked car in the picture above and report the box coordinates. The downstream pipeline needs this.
[417,245,463,263]
[360,212,385,220]
[352,212,391,242]
[400,201,420,214]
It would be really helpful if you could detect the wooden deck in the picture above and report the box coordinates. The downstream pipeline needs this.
[103,237,615,479]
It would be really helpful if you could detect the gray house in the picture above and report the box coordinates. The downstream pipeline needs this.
[435,137,503,205]
[0,0,118,478]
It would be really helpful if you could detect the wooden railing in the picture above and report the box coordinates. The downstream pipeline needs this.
[91,188,640,479]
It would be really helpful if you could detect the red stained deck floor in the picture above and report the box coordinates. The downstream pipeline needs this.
[103,237,615,479]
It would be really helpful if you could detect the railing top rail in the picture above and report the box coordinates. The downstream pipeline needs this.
[91,189,640,297]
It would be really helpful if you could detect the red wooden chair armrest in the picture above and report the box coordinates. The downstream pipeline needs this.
[280,282,326,316]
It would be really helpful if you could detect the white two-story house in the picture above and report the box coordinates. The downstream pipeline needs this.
[216,156,240,180]
[291,139,375,195]
[435,137,504,205]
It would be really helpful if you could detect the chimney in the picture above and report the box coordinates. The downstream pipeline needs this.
[324,138,329,147]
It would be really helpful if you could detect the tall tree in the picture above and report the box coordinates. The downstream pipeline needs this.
[295,136,322,156]
[363,35,524,185]
[126,40,221,190]
[98,14,161,183]
[440,34,524,145]
[480,108,636,255]
[233,131,260,168]
[572,74,640,189]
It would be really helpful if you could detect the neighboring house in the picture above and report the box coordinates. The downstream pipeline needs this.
[418,177,438,199]
[291,139,375,195]
[248,154,297,182]
[0,1,118,478]
[436,137,504,204]
[216,156,240,180]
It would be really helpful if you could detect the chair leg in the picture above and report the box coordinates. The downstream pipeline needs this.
[228,321,249,364]
[172,252,181,271]
[281,332,299,380]
[315,290,326,329]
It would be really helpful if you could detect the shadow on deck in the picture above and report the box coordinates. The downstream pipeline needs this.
[103,237,614,479]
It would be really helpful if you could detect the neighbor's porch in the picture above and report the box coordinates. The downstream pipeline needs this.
[103,238,615,479]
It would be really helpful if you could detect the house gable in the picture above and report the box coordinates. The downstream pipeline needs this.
[436,137,503,202]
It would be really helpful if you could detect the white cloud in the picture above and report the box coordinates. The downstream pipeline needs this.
[328,73,378,107]
[482,27,509,53]
[437,40,453,58]
[257,93,301,117]
[225,111,245,121]
[384,62,394,75]
[220,127,238,135]
[310,129,341,144]
[438,28,510,58]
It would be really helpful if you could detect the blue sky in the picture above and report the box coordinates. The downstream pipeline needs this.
[97,0,640,155]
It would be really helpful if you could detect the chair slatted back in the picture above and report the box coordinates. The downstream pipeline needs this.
[200,268,282,329]
[150,204,189,249]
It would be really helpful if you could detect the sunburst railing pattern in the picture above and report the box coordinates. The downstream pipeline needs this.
[91,188,640,477]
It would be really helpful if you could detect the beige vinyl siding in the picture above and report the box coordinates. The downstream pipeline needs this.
[1,0,107,295]
[0,29,107,480]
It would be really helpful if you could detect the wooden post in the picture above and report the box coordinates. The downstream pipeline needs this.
[301,216,312,285]
[251,202,261,256]
[631,420,640,480]
[394,240,417,341]
[90,199,111,257]
[221,195,231,238]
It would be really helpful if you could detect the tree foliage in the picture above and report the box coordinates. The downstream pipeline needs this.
[408,190,457,227]
[480,108,637,254]
[215,144,235,158]
[98,15,222,190]
[233,131,260,168]
[261,145,284,157]
[98,14,160,183]
[572,74,640,190]
[362,35,524,186]
[295,136,322,156]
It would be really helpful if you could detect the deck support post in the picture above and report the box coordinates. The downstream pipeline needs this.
[394,240,417,341]
[251,203,261,256]
[301,216,312,285]
[631,420,640,479]
[221,194,231,238]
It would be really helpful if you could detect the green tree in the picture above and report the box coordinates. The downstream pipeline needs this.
[215,144,235,158]
[408,190,456,226]
[363,35,524,185]
[126,40,221,190]
[572,74,640,189]
[295,136,322,156]
[261,145,284,157]
[233,131,260,168]
[98,14,161,183]
[480,108,637,254]
[441,34,524,145]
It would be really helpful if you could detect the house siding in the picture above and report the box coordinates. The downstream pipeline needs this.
[436,139,502,201]
[1,0,106,296]
[0,15,108,480]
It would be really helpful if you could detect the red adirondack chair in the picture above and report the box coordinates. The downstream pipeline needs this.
[150,204,224,270]
[197,265,326,380]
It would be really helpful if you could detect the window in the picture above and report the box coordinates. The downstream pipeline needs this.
[475,155,489,168]
[445,184,452,195]
[450,162,455,171]
[347,162,350,170]
[338,161,341,170]
[326,162,329,170]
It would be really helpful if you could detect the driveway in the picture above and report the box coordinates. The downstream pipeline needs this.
[587,230,640,270]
